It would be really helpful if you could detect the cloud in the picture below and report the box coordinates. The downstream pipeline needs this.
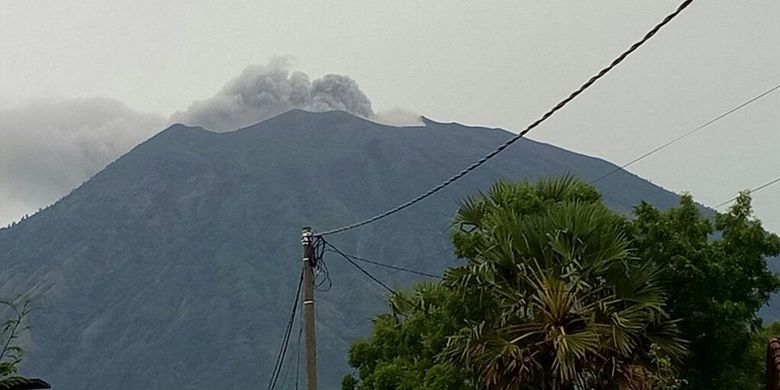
[0,97,165,226]
[371,108,424,126]
[170,58,375,131]
[0,59,420,226]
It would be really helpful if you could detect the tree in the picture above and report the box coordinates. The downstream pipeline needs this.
[631,192,780,389]
[343,283,476,390]
[345,178,780,389]
[443,177,684,389]
[0,298,50,390]
[344,177,685,390]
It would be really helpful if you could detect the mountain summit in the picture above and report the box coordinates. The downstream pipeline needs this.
[1,110,683,389]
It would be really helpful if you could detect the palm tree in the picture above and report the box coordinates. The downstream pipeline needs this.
[444,177,685,390]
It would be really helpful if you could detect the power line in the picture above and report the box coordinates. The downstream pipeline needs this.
[295,323,303,390]
[344,246,455,267]
[322,239,446,314]
[314,250,333,292]
[267,269,303,390]
[267,273,301,390]
[322,240,401,296]
[278,307,303,389]
[392,246,455,264]
[592,83,780,183]
[327,249,441,278]
[716,175,780,209]
[281,309,303,390]
[317,0,694,237]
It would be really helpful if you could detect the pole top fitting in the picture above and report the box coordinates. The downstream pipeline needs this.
[301,227,313,246]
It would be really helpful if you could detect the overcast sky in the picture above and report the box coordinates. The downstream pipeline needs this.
[1,0,778,232]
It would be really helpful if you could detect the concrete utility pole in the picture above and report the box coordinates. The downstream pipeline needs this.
[301,227,317,390]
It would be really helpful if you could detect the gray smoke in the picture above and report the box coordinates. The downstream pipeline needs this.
[370,108,425,127]
[170,58,375,131]
[0,60,421,226]
[0,97,165,225]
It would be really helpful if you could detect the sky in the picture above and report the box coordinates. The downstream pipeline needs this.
[1,1,778,232]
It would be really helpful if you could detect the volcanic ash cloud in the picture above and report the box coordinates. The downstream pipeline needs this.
[170,58,375,132]
[0,97,165,225]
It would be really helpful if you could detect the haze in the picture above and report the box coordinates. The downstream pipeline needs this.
[1,1,778,231]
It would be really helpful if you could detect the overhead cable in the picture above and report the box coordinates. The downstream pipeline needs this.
[592,83,780,183]
[322,238,451,314]
[317,0,694,237]
[294,323,302,390]
[327,249,441,278]
[322,240,401,296]
[716,175,780,209]
[267,269,303,390]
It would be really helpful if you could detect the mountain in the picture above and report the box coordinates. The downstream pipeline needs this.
[0,109,686,389]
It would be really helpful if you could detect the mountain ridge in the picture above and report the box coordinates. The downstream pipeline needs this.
[1,110,697,389]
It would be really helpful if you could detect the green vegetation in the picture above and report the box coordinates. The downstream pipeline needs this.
[343,283,474,390]
[633,192,780,389]
[445,177,685,389]
[0,298,30,380]
[0,298,49,389]
[343,177,780,390]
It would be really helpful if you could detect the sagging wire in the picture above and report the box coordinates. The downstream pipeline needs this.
[312,236,332,292]
[324,248,441,279]
[320,237,424,312]
[317,0,695,237]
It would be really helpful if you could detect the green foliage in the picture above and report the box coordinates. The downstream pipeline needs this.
[640,344,687,390]
[630,192,780,390]
[0,299,30,378]
[345,178,779,390]
[0,298,50,389]
[345,177,685,390]
[343,283,475,390]
[445,176,684,389]
[451,176,603,262]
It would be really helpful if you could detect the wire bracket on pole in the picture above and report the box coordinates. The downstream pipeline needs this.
[301,226,318,390]
[301,227,316,267]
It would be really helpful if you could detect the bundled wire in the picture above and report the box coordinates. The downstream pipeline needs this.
[267,269,303,390]
[311,237,332,291]
[317,0,694,237]
[314,257,332,292]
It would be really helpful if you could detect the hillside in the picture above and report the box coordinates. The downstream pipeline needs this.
[0,109,686,389]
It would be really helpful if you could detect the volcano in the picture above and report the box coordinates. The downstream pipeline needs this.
[0,109,686,389]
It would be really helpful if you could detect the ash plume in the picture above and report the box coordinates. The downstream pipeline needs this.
[0,59,422,226]
[170,58,375,131]
[0,97,165,225]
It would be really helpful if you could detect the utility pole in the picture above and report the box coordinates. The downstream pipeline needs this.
[301,227,317,390]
